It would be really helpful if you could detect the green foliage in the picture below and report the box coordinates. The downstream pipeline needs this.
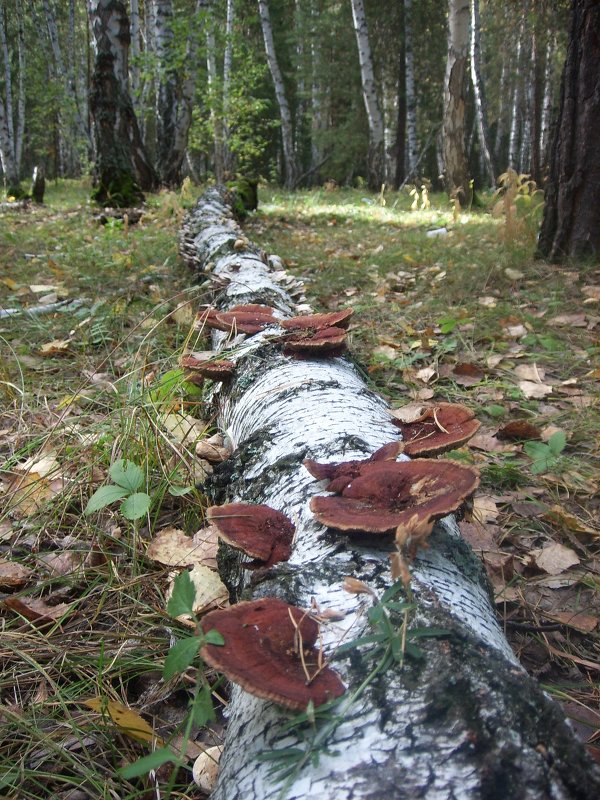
[524,431,567,474]
[85,458,151,520]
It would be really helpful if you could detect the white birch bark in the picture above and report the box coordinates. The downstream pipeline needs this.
[508,8,526,171]
[469,0,495,185]
[350,0,385,188]
[0,0,19,189]
[540,33,556,170]
[205,1,224,183]
[129,0,142,116]
[222,0,235,173]
[14,0,24,171]
[258,0,298,188]
[443,0,471,202]
[309,0,323,175]
[178,188,600,800]
[404,0,418,179]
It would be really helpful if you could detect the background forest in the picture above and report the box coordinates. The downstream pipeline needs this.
[0,0,571,198]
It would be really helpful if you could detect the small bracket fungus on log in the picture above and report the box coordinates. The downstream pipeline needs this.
[179,187,600,800]
[309,459,480,535]
[390,402,480,456]
[200,598,345,711]
[304,441,403,493]
[207,503,295,569]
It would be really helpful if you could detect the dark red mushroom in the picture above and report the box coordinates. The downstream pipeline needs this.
[200,598,346,710]
[181,354,236,381]
[206,503,294,569]
[281,308,353,331]
[390,402,480,456]
[195,305,277,336]
[304,442,403,493]
[282,325,347,356]
[310,459,479,535]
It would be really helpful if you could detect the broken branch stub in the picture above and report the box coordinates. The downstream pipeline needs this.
[180,187,600,800]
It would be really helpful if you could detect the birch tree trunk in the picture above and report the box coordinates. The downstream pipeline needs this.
[129,0,142,118]
[404,0,418,180]
[469,0,495,186]
[539,32,556,174]
[442,0,471,203]
[205,1,225,183]
[0,0,22,194]
[508,8,526,171]
[222,0,235,175]
[350,0,385,189]
[258,0,299,189]
[179,187,600,800]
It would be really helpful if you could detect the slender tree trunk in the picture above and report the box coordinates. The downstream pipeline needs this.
[350,0,385,189]
[179,186,600,800]
[129,0,142,118]
[494,30,509,166]
[258,0,298,188]
[540,32,556,174]
[222,0,235,174]
[0,0,20,194]
[538,0,600,261]
[309,0,323,179]
[14,0,25,175]
[404,0,418,180]
[205,2,224,183]
[88,0,157,204]
[508,8,526,171]
[469,0,495,185]
[394,3,406,189]
[529,19,542,185]
[443,0,471,203]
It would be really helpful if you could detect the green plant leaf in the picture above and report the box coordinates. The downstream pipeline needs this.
[204,629,225,646]
[118,747,178,779]
[163,636,201,680]
[109,459,145,491]
[167,570,196,617]
[120,492,151,520]
[524,441,554,474]
[548,430,566,456]
[84,484,129,515]
[190,683,216,726]
[168,485,194,496]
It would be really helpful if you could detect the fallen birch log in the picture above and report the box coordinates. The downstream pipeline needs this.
[180,187,600,800]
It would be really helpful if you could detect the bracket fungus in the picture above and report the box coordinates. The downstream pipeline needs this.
[181,354,236,381]
[200,598,346,710]
[279,308,353,356]
[196,304,277,336]
[304,441,403,493]
[207,503,295,569]
[390,402,480,456]
[310,459,479,535]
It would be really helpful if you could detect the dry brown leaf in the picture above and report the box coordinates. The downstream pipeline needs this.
[503,323,528,338]
[478,296,497,308]
[192,746,223,792]
[504,268,524,280]
[497,420,541,441]
[172,301,196,326]
[195,434,231,463]
[0,559,34,588]
[191,525,220,569]
[472,495,499,523]
[414,366,436,383]
[39,339,71,356]
[372,344,398,360]
[3,595,74,624]
[451,362,485,386]
[468,432,515,453]
[389,402,428,424]
[545,612,598,634]
[82,698,161,745]
[543,505,598,536]
[412,387,435,401]
[162,413,207,445]
[4,468,65,517]
[549,313,587,327]
[166,564,229,624]
[514,363,546,382]
[458,520,498,552]
[147,527,210,567]
[531,543,580,575]
[582,284,600,301]
[38,550,90,577]
[518,380,553,399]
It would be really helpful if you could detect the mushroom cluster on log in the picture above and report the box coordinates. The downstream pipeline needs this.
[179,187,600,800]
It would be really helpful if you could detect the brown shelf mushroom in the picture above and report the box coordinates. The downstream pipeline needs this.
[200,598,346,710]
[207,503,294,569]
[181,354,236,381]
[310,458,479,535]
[390,402,480,456]
[282,325,348,356]
[280,308,353,331]
[195,305,277,335]
[304,442,402,493]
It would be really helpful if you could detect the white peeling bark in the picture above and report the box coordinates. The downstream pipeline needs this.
[443,0,471,202]
[404,0,418,180]
[180,188,600,800]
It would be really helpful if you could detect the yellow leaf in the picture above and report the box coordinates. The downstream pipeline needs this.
[56,394,85,410]
[0,277,18,290]
[39,339,71,356]
[82,698,162,745]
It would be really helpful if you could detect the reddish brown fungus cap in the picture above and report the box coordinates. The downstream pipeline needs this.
[207,503,294,569]
[310,458,479,534]
[195,305,277,336]
[391,402,480,456]
[200,598,345,710]
[283,326,347,355]
[304,442,402,493]
[186,358,236,380]
[281,308,353,331]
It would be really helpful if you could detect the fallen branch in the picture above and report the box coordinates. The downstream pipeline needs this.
[180,187,600,800]
[0,299,84,319]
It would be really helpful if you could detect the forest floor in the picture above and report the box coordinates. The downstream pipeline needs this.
[0,179,598,798]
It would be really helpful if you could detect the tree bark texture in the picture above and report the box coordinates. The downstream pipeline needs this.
[443,0,471,203]
[537,0,600,261]
[0,0,22,194]
[469,0,495,186]
[89,0,157,201]
[258,0,299,189]
[403,0,418,181]
[179,187,600,800]
[350,0,385,189]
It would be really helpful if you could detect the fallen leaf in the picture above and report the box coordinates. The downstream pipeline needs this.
[451,362,484,386]
[497,420,541,441]
[412,387,435,401]
[191,525,220,569]
[543,505,598,536]
[172,301,196,326]
[478,296,497,308]
[166,564,229,624]
[414,366,436,383]
[549,313,587,327]
[0,559,34,588]
[39,339,71,356]
[458,521,498,552]
[3,596,74,624]
[505,268,524,280]
[468,432,515,452]
[0,277,19,290]
[504,324,528,338]
[514,364,546,382]
[162,413,207,445]
[518,380,553,399]
[195,434,231,463]
[531,543,580,575]
[582,285,600,303]
[389,402,428,424]
[372,344,397,360]
[29,284,57,293]
[545,612,598,634]
[147,527,211,567]
[472,495,499,523]
[82,698,161,745]
[193,746,223,792]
